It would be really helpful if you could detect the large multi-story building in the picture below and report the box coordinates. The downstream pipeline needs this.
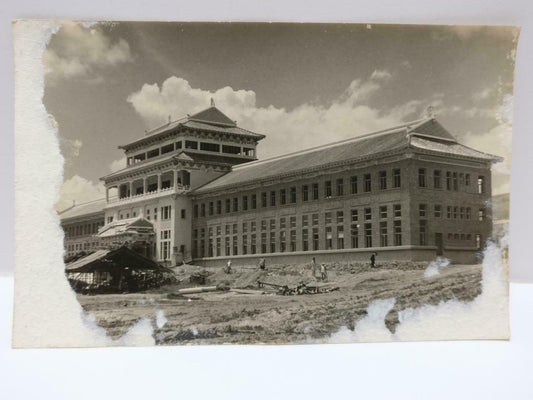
[61,103,500,265]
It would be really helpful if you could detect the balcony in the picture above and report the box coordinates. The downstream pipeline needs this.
[106,184,191,206]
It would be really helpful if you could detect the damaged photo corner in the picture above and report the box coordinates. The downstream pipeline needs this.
[12,20,517,348]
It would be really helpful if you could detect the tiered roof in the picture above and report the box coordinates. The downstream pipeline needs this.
[193,117,501,194]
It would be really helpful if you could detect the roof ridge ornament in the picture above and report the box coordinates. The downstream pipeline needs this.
[211,98,215,107]
[426,105,436,119]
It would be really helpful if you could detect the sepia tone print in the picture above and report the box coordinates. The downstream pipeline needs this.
[16,22,517,346]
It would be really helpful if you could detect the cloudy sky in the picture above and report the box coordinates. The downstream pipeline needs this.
[43,22,519,210]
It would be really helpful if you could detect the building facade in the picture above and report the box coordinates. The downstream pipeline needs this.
[61,104,500,265]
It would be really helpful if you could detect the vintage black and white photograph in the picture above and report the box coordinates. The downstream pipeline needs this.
[13,21,517,347]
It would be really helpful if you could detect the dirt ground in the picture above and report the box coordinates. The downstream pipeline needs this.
[78,261,482,345]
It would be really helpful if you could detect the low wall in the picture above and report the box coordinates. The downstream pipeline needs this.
[192,246,445,268]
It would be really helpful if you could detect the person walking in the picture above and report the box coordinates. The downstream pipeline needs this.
[311,257,317,278]
[259,258,266,270]
[370,252,377,268]
[320,263,328,281]
[224,259,232,274]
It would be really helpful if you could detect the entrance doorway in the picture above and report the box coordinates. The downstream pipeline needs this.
[435,233,443,256]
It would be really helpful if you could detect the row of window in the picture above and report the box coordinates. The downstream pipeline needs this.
[418,204,486,221]
[192,219,404,258]
[109,205,177,224]
[64,221,104,238]
[194,170,403,218]
[418,169,486,193]
[128,140,255,165]
[66,241,100,252]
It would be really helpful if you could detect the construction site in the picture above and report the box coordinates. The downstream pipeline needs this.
[76,259,483,344]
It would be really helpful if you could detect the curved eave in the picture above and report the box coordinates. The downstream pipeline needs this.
[118,123,265,152]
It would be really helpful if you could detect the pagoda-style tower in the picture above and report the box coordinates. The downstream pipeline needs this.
[99,103,265,264]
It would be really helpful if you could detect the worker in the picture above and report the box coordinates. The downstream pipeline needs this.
[370,252,377,268]
[259,258,266,270]
[311,257,317,278]
[320,263,328,281]
[224,259,232,274]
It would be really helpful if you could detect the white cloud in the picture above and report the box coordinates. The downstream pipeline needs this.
[109,157,127,173]
[370,69,392,81]
[44,22,133,83]
[127,72,424,160]
[56,175,106,212]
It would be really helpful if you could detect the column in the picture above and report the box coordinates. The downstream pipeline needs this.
[157,174,162,191]
[105,186,109,202]
[143,177,147,194]
[128,181,132,197]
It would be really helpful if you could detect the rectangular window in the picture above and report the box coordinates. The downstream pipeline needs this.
[364,174,372,192]
[325,226,333,250]
[393,169,401,188]
[270,191,276,207]
[466,207,472,220]
[280,231,286,253]
[261,233,267,254]
[434,205,442,218]
[302,229,309,251]
[478,208,486,221]
[394,220,402,246]
[325,212,332,225]
[225,199,231,213]
[217,200,222,214]
[365,207,372,221]
[336,178,344,196]
[351,209,358,222]
[251,234,257,254]
[312,213,319,226]
[312,228,319,251]
[447,206,452,219]
[290,187,297,203]
[261,220,267,231]
[233,236,238,255]
[419,204,427,217]
[351,225,359,248]
[280,189,286,205]
[478,176,485,194]
[433,170,441,189]
[290,216,296,229]
[475,234,482,249]
[193,205,198,218]
[418,168,426,188]
[453,172,458,191]
[312,183,319,200]
[261,192,267,207]
[365,223,372,248]
[325,181,332,198]
[200,204,205,217]
[393,204,401,218]
[380,206,387,219]
[251,194,257,209]
[446,172,452,190]
[242,235,248,255]
[465,174,471,186]
[459,173,465,186]
[242,196,248,211]
[337,226,344,249]
[336,211,344,224]
[280,217,286,230]
[225,237,230,256]
[181,209,186,219]
[460,207,465,219]
[302,185,309,201]
[290,230,297,252]
[270,219,276,231]
[233,197,238,212]
[453,206,458,219]
[225,224,230,235]
[208,201,214,216]
[419,220,427,245]
[380,221,388,247]
[350,176,358,194]
[379,171,387,190]
[269,231,276,253]
[161,205,172,220]
[242,222,248,234]
[302,215,309,227]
